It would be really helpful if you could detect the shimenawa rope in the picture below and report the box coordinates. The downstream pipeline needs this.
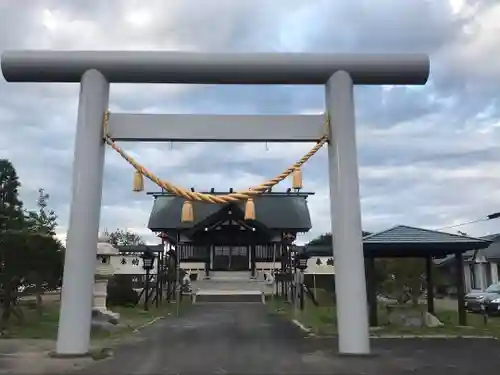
[102,111,329,204]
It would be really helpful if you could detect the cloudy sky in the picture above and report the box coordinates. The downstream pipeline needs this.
[1,0,500,245]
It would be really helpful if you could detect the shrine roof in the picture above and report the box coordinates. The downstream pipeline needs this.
[148,194,312,232]
[300,225,491,259]
[363,225,491,257]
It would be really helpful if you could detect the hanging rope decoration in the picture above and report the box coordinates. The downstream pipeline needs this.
[102,111,329,223]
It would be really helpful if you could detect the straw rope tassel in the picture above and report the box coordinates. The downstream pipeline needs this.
[244,198,256,220]
[292,167,302,189]
[133,170,144,192]
[181,200,194,223]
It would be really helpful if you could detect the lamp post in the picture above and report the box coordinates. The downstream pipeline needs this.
[282,233,296,302]
[296,252,309,272]
[295,252,310,311]
[141,248,156,311]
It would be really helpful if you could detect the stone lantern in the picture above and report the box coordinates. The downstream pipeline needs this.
[93,234,120,320]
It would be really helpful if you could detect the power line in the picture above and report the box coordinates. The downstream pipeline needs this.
[436,218,489,231]
[436,212,500,231]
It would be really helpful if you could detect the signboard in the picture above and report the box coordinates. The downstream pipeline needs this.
[109,254,158,275]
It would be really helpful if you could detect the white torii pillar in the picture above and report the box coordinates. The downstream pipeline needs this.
[0,51,429,356]
[58,70,109,355]
[327,71,369,353]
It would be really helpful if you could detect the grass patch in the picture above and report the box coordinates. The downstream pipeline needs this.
[375,309,500,337]
[268,295,500,337]
[1,299,189,341]
[89,347,113,361]
[2,302,61,339]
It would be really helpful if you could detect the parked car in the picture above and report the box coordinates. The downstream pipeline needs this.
[464,283,500,315]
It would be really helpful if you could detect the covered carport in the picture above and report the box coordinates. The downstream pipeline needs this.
[363,225,492,327]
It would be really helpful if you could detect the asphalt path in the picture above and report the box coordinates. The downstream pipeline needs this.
[71,303,500,374]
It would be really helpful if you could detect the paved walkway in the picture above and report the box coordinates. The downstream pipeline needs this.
[74,303,312,374]
[71,303,500,374]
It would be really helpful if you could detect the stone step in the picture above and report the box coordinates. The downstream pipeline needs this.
[194,280,261,284]
[193,279,271,286]
[208,271,252,280]
[193,290,265,304]
[194,287,267,293]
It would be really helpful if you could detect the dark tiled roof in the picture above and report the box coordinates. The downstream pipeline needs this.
[363,225,489,244]
[481,233,500,241]
[148,195,312,231]
[479,233,500,261]
[433,250,476,266]
[481,244,500,260]
[434,233,500,266]
[301,225,491,259]
[362,225,491,257]
[363,225,491,257]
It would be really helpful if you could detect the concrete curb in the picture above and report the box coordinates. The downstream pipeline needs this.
[308,334,499,340]
[370,335,499,339]
[133,317,164,333]
[291,319,499,340]
[291,319,314,335]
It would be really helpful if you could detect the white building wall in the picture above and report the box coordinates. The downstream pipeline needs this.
[463,264,472,292]
[304,256,335,275]
[180,262,205,272]
[475,263,486,290]
[463,260,499,292]
[491,262,499,284]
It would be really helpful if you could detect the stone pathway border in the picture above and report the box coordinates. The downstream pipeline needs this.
[132,316,165,333]
[292,318,499,340]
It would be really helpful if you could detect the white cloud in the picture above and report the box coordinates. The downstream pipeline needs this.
[2,0,500,250]
[441,2,500,80]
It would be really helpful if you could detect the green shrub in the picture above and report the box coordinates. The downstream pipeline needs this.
[106,275,139,307]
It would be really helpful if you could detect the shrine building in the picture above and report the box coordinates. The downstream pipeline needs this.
[147,191,313,279]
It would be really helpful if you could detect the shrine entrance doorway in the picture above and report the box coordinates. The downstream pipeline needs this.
[212,245,250,271]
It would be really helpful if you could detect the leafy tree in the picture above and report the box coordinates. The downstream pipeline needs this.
[0,159,28,330]
[376,258,427,305]
[380,257,446,303]
[24,188,64,314]
[26,188,57,235]
[0,159,65,331]
[0,159,25,232]
[307,233,332,246]
[104,228,144,247]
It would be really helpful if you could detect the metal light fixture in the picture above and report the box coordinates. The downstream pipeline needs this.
[296,252,309,271]
[283,232,296,245]
[141,248,156,270]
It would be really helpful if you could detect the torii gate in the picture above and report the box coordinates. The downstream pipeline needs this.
[0,51,429,356]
